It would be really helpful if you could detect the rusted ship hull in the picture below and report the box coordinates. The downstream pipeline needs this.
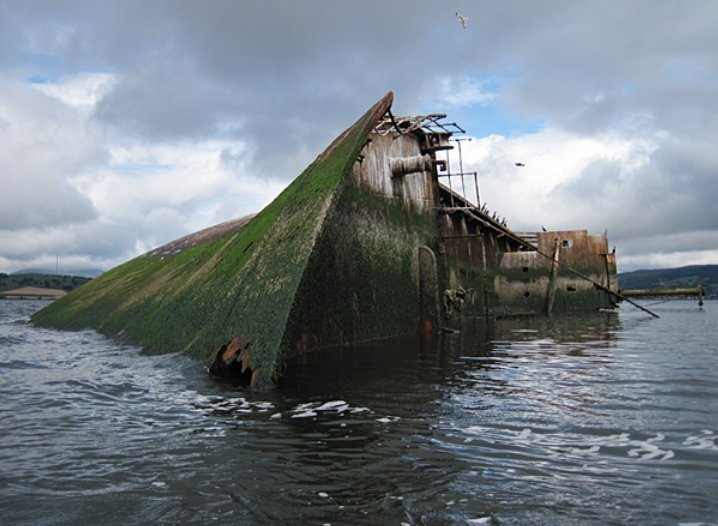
[33,92,618,386]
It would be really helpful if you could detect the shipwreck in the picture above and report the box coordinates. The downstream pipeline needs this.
[32,92,619,387]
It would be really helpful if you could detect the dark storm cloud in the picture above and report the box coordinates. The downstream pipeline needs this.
[77,1,718,191]
[1,0,717,271]
[6,1,471,170]
[94,64,238,140]
[486,3,718,130]
[78,0,459,175]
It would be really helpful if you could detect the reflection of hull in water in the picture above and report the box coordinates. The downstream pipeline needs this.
[32,92,618,387]
[282,311,621,394]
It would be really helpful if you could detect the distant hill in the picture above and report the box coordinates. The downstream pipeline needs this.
[618,264,718,298]
[0,273,92,294]
[11,268,105,278]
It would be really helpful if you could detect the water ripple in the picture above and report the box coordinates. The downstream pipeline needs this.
[1,300,717,525]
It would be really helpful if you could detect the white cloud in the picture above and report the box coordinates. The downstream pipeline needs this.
[0,73,285,273]
[32,72,117,110]
[0,76,104,230]
[435,75,497,108]
[459,128,662,233]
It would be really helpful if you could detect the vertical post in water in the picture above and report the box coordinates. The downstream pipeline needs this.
[545,238,561,316]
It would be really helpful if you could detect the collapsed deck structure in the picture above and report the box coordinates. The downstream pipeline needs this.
[33,92,618,386]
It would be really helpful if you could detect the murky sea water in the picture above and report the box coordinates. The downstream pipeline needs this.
[1,299,716,526]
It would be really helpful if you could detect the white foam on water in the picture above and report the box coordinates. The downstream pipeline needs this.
[291,410,318,419]
[683,430,718,451]
[288,400,374,420]
[460,426,676,461]
[314,400,350,412]
[376,416,400,424]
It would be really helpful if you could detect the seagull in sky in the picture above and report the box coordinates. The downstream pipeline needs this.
[515,162,525,167]
[456,12,469,29]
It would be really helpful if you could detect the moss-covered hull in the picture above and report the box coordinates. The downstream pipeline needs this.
[33,93,395,386]
[33,92,618,386]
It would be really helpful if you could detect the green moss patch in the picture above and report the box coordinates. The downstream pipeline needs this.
[33,93,394,385]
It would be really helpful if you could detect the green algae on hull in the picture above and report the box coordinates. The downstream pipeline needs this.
[32,90,620,387]
[32,93,395,386]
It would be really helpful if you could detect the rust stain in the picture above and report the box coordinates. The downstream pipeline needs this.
[295,333,308,351]
[209,336,256,386]
[424,318,434,337]
[221,337,243,364]
[294,331,320,352]
[237,350,252,374]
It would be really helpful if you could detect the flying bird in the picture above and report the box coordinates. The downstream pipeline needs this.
[456,12,469,29]
[515,162,525,167]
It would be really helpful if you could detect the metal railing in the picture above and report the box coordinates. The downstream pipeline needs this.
[438,171,480,207]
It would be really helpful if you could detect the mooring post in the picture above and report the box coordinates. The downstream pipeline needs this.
[544,238,561,316]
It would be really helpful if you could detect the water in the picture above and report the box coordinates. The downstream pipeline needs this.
[1,299,716,526]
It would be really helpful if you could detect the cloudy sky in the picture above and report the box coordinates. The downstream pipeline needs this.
[1,1,716,274]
